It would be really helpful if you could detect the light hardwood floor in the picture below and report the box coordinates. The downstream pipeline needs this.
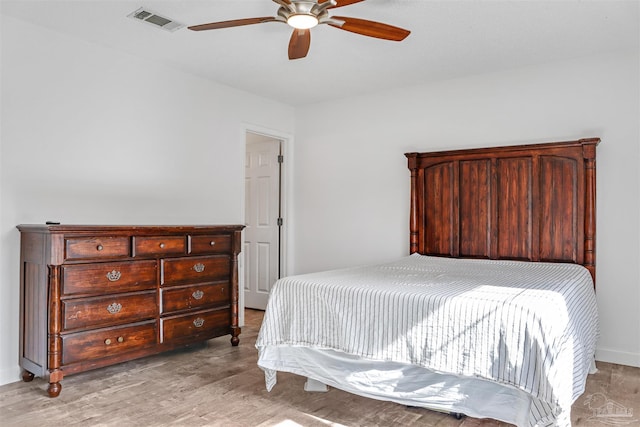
[1,310,638,427]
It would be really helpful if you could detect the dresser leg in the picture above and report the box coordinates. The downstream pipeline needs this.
[230,327,241,346]
[21,370,34,382]
[47,381,61,398]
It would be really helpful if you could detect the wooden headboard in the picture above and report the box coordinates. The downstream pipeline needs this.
[406,138,599,284]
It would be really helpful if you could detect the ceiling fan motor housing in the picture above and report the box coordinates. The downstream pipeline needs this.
[276,0,335,28]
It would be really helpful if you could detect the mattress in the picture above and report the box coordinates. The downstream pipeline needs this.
[256,254,599,427]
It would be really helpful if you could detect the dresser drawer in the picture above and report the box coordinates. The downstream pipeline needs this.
[161,256,230,286]
[161,309,230,345]
[61,260,157,296]
[62,292,157,331]
[65,236,130,260]
[134,236,186,257]
[190,234,231,255]
[160,283,230,314]
[61,321,157,365]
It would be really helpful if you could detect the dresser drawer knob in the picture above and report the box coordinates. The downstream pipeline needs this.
[159,243,165,248]
[192,290,204,300]
[106,270,121,282]
[105,337,124,345]
[210,241,216,246]
[193,263,205,273]
[106,302,122,314]
[97,244,104,251]
[193,317,205,328]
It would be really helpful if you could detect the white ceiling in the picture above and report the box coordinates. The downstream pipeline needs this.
[2,0,638,106]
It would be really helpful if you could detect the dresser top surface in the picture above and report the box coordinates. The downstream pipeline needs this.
[17,224,245,235]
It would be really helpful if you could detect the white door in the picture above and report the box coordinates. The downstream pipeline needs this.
[244,136,281,309]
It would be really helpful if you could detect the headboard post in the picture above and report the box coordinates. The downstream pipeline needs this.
[407,154,419,254]
[582,138,599,285]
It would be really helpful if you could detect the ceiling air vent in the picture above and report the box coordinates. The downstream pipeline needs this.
[127,7,184,32]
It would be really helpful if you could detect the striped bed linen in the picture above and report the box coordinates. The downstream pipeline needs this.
[256,254,599,427]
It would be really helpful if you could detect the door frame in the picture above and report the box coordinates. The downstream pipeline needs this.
[239,123,294,325]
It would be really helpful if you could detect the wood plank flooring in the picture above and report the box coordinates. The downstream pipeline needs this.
[1,309,638,427]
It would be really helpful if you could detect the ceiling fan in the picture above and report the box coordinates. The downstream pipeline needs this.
[188,0,411,60]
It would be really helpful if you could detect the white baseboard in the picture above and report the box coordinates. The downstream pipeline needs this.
[596,347,640,368]
[0,366,22,387]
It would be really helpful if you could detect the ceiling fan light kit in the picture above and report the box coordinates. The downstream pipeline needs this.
[188,0,410,60]
[287,14,319,29]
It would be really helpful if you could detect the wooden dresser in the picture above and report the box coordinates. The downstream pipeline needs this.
[17,224,244,397]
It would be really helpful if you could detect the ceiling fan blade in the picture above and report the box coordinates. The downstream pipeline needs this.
[288,29,311,60]
[320,0,366,9]
[329,16,410,41]
[188,17,277,31]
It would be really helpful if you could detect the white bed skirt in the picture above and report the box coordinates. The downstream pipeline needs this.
[259,345,541,427]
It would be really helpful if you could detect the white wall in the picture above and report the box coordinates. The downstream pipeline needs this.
[293,51,640,367]
[0,15,294,385]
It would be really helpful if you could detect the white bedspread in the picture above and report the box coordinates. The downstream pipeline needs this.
[256,254,599,427]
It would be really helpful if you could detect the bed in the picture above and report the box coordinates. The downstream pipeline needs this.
[256,138,600,427]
